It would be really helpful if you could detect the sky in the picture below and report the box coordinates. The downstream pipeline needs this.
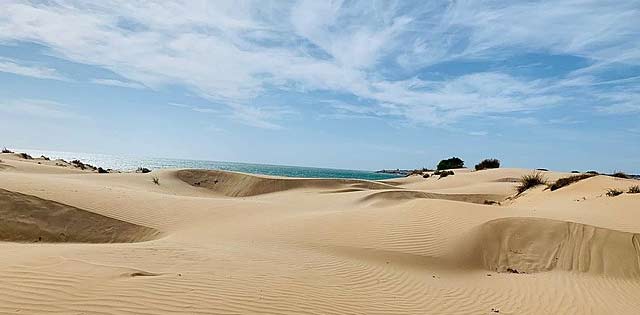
[0,0,639,172]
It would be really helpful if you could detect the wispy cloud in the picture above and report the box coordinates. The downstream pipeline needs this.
[0,57,66,81]
[91,78,145,89]
[0,99,86,120]
[0,0,638,127]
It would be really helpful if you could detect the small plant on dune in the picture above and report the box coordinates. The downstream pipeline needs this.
[611,172,630,179]
[437,157,464,170]
[474,158,500,171]
[606,188,623,197]
[422,173,430,178]
[438,170,455,178]
[18,152,33,159]
[571,170,580,174]
[536,168,549,171]
[628,185,640,194]
[408,169,424,176]
[549,173,595,191]
[152,175,160,185]
[1,147,13,153]
[516,172,547,194]
[586,170,599,175]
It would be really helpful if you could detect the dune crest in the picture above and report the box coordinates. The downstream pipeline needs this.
[176,169,397,197]
[458,217,640,277]
[360,190,505,205]
[0,189,160,243]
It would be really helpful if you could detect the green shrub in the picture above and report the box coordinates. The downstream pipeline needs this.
[586,171,599,175]
[628,185,640,194]
[422,173,430,178]
[516,172,547,194]
[606,188,623,197]
[549,174,595,191]
[475,158,500,170]
[611,172,629,179]
[1,147,12,154]
[437,157,464,170]
[438,170,455,178]
[570,170,580,174]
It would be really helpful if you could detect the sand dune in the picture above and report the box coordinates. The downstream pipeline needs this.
[457,217,640,277]
[0,188,159,243]
[1,155,640,314]
[176,169,398,196]
[360,189,505,205]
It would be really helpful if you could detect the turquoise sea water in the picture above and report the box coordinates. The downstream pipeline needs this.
[18,149,402,181]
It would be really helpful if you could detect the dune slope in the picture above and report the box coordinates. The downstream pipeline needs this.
[0,188,159,243]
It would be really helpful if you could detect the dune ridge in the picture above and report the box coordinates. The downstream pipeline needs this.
[360,190,505,205]
[458,217,640,277]
[0,188,160,243]
[176,169,398,197]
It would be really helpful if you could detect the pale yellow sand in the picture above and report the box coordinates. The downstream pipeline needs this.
[1,153,639,314]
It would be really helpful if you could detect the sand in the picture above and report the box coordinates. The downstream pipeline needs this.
[1,152,640,314]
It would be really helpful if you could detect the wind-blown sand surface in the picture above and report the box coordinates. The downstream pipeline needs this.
[1,153,639,314]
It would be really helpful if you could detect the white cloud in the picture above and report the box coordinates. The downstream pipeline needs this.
[0,0,637,128]
[0,57,66,80]
[91,78,145,89]
[0,99,86,120]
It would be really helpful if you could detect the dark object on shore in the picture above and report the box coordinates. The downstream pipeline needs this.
[376,169,413,176]
[516,172,547,194]
[136,167,152,174]
[437,170,454,178]
[606,188,623,197]
[549,174,595,191]
[475,158,500,171]
[40,155,50,161]
[437,157,464,170]
[152,176,160,185]
[19,153,33,159]
[71,159,97,171]
[628,185,640,194]
[484,200,500,205]
[422,173,430,178]
[2,147,13,154]
[535,168,548,171]
[571,170,580,173]
[611,172,630,179]
[97,167,108,174]
[586,170,599,175]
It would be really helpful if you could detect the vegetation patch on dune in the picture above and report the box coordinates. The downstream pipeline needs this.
[437,157,464,170]
[606,188,623,197]
[474,158,500,171]
[611,172,630,179]
[629,185,640,194]
[549,173,595,191]
[516,172,547,194]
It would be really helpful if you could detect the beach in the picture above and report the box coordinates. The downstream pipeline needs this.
[1,152,640,314]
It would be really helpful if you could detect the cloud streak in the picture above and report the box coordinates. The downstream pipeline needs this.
[0,57,66,81]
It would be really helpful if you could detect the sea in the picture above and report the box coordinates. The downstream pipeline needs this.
[17,149,402,181]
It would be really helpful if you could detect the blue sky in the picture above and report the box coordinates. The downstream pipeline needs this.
[1,1,639,172]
